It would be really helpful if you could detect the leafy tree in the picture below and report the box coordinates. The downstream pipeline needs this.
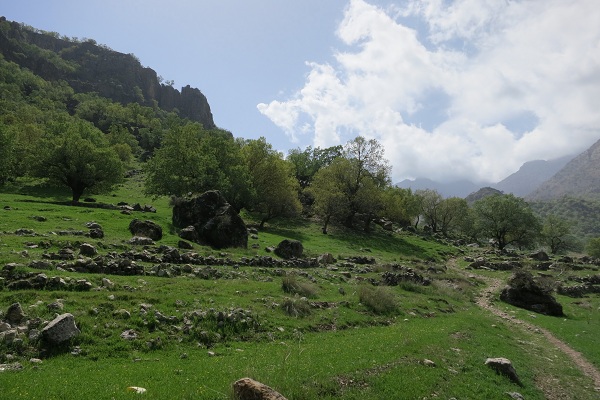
[144,124,252,210]
[415,189,443,232]
[586,237,600,258]
[309,137,390,232]
[473,194,541,250]
[541,214,578,254]
[381,186,419,228]
[438,197,470,235]
[241,138,301,227]
[287,145,343,188]
[309,158,351,233]
[35,120,124,202]
[0,123,17,184]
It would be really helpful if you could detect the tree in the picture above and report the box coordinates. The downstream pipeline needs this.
[415,189,443,232]
[541,214,577,254]
[241,138,301,227]
[437,197,470,235]
[287,145,343,188]
[0,123,17,184]
[35,120,124,202]
[473,194,541,250]
[144,124,252,210]
[586,237,600,258]
[309,137,391,232]
[381,186,419,228]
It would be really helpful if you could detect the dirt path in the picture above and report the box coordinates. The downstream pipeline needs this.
[448,260,600,396]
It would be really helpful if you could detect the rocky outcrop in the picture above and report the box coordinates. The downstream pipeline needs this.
[233,378,287,400]
[500,270,564,316]
[0,18,215,127]
[172,191,248,249]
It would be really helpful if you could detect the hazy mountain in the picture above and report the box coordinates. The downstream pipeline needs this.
[527,138,600,201]
[396,178,487,198]
[465,187,503,204]
[493,155,573,197]
[0,17,215,128]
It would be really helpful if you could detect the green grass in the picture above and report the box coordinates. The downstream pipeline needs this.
[1,177,599,399]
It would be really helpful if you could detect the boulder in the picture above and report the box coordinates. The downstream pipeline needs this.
[172,190,248,249]
[529,251,550,261]
[129,219,162,241]
[274,240,303,259]
[500,270,564,316]
[79,243,97,256]
[233,377,287,400]
[41,313,80,345]
[317,253,336,265]
[485,357,522,386]
[6,303,26,325]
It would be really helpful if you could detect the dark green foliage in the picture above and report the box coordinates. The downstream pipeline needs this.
[586,237,600,258]
[473,194,541,250]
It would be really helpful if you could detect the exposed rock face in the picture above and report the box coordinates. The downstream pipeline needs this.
[0,18,215,128]
[41,313,80,344]
[485,357,522,386]
[500,270,564,316]
[233,378,287,400]
[129,219,163,241]
[274,240,303,259]
[172,191,248,249]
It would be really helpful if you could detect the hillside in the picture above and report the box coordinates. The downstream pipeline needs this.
[528,138,600,201]
[0,17,215,128]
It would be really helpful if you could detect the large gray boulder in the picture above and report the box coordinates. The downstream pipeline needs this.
[42,313,80,344]
[129,219,163,241]
[274,239,303,259]
[6,303,26,325]
[500,270,564,316]
[485,357,522,386]
[172,190,247,249]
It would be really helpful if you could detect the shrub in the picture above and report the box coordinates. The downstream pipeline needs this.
[281,297,312,317]
[586,237,600,258]
[282,275,318,298]
[358,285,398,315]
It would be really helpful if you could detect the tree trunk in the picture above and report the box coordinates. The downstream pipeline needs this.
[71,184,86,204]
[322,215,331,234]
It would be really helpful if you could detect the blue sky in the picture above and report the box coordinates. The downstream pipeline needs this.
[3,0,600,184]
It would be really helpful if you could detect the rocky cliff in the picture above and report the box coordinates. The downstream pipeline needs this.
[0,17,215,128]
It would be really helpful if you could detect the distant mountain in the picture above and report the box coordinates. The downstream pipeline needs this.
[527,138,600,201]
[493,156,573,197]
[465,187,503,204]
[396,178,486,198]
[0,17,215,128]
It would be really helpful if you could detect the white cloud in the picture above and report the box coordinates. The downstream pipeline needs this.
[258,0,600,183]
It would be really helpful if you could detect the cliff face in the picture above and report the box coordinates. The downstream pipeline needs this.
[0,18,215,128]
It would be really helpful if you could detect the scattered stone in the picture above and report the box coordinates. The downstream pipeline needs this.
[47,301,64,311]
[506,392,524,400]
[529,251,550,261]
[120,329,138,340]
[0,362,23,372]
[274,239,303,259]
[101,278,115,289]
[318,253,336,265]
[79,243,97,256]
[422,359,436,367]
[485,357,522,386]
[233,377,288,400]
[32,216,47,222]
[128,236,155,246]
[41,313,80,345]
[129,219,163,241]
[178,240,194,250]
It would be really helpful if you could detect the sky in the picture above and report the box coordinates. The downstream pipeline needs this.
[3,0,600,184]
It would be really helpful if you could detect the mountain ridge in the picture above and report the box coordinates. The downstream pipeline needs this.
[0,17,215,128]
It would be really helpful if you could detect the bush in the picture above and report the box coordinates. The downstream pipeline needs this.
[282,275,318,298]
[586,237,600,258]
[281,297,312,317]
[358,285,398,315]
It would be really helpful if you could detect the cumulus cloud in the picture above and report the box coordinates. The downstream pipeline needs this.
[258,0,600,183]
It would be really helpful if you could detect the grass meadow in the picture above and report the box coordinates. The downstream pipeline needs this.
[0,178,599,399]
